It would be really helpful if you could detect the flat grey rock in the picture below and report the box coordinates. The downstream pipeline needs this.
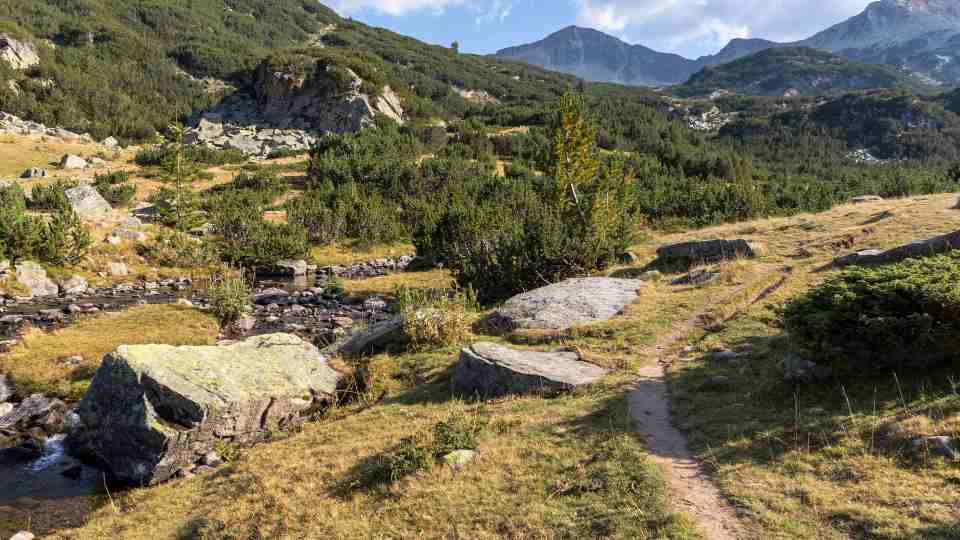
[454,342,610,397]
[337,317,403,356]
[65,185,112,221]
[496,278,641,330]
[66,334,342,485]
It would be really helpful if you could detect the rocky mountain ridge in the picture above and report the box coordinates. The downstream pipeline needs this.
[495,0,960,88]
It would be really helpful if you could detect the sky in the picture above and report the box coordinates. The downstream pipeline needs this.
[327,0,873,59]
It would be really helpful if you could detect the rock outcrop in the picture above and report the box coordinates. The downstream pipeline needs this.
[454,342,609,397]
[0,34,39,71]
[59,155,88,170]
[65,185,112,221]
[496,278,642,331]
[14,261,58,298]
[0,112,92,142]
[66,334,342,485]
[835,229,960,266]
[656,239,756,264]
[183,63,403,158]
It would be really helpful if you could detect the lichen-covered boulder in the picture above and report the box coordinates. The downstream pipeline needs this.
[496,278,642,330]
[65,334,342,485]
[65,185,111,221]
[454,342,610,397]
[656,239,755,264]
[14,261,58,298]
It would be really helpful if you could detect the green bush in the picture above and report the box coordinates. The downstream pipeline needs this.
[214,192,309,268]
[395,285,475,351]
[93,171,136,206]
[0,182,90,264]
[30,179,77,211]
[208,270,251,329]
[783,252,960,374]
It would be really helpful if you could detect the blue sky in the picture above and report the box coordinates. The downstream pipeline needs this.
[327,0,871,59]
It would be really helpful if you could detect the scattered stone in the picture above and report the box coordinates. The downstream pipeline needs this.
[911,436,958,460]
[234,314,256,333]
[20,167,48,179]
[66,334,342,485]
[110,227,147,242]
[671,269,720,286]
[710,349,740,363]
[9,532,36,540]
[782,353,833,383]
[201,451,223,467]
[176,298,194,308]
[253,288,291,306]
[108,262,128,277]
[101,136,119,148]
[0,403,12,416]
[496,278,642,331]
[332,316,354,328]
[851,195,884,204]
[0,374,13,402]
[261,259,309,276]
[618,251,639,265]
[59,154,88,170]
[15,261,59,298]
[0,393,67,432]
[443,449,478,470]
[65,185,112,221]
[59,275,89,296]
[189,222,216,237]
[835,230,960,266]
[337,318,403,356]
[454,342,610,397]
[0,33,39,70]
[656,239,756,264]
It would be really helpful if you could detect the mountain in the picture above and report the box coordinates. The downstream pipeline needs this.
[494,26,700,86]
[496,0,960,89]
[676,47,928,98]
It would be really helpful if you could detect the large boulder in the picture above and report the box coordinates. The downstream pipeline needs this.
[656,239,756,264]
[14,261,58,298]
[65,185,112,221]
[496,278,642,331]
[0,34,39,71]
[454,342,609,397]
[835,230,960,266]
[59,154,88,170]
[65,334,342,485]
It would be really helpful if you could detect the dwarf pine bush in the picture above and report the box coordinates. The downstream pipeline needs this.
[783,252,960,374]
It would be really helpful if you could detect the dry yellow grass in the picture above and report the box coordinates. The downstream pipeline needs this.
[309,241,416,267]
[343,269,452,297]
[0,134,122,179]
[660,192,960,539]
[0,304,218,400]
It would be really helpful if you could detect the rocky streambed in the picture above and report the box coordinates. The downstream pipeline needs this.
[0,258,411,538]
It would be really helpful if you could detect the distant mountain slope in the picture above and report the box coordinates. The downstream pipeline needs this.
[496,0,960,88]
[494,26,699,86]
[676,47,927,98]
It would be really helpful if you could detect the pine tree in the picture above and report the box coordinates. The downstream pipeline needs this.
[547,91,600,216]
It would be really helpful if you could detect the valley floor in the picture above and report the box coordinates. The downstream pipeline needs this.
[2,134,959,538]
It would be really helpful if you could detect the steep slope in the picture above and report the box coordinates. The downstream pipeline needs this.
[676,47,926,98]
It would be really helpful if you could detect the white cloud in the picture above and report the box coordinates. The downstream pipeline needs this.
[330,0,513,22]
[575,0,869,57]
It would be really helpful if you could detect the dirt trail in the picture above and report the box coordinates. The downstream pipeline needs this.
[630,347,744,540]
[628,270,792,539]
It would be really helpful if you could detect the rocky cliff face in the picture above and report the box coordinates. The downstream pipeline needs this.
[185,62,403,157]
[0,34,39,71]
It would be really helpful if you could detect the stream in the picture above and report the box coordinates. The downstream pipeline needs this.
[0,258,409,537]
